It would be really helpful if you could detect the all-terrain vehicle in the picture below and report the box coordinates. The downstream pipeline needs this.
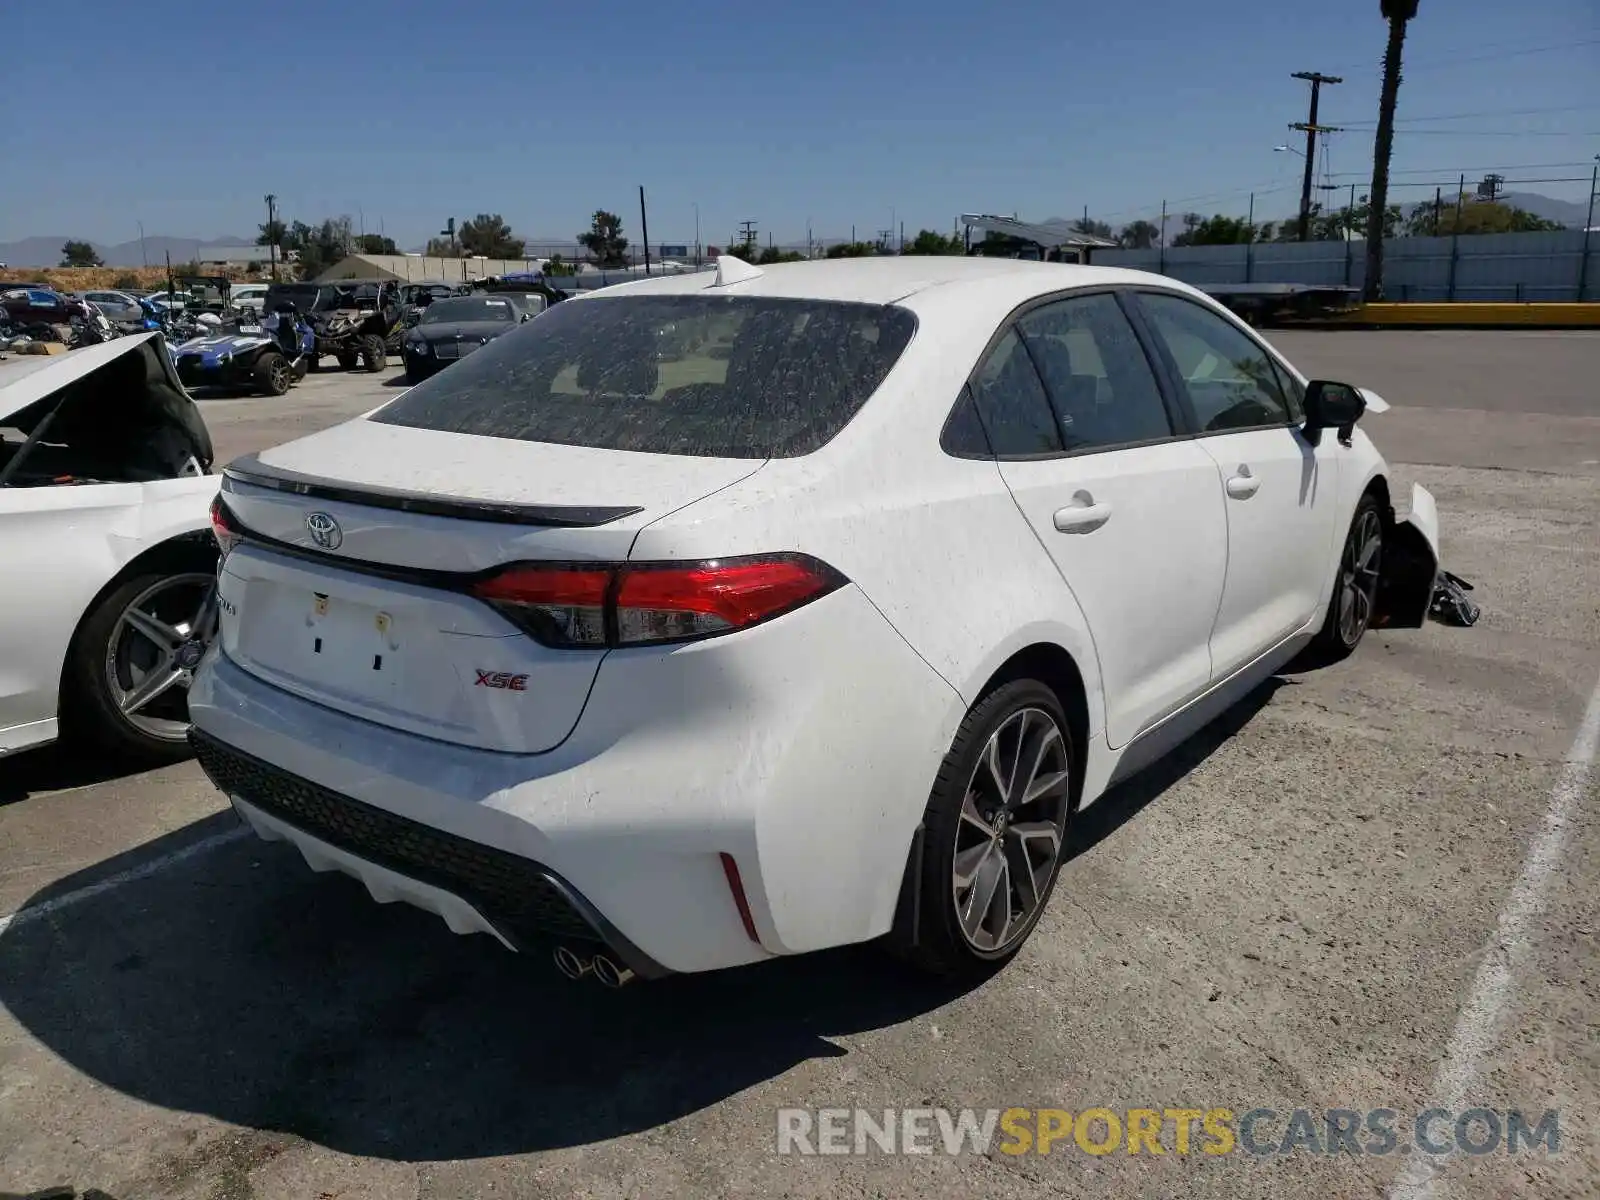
[168,305,313,396]
[263,280,400,373]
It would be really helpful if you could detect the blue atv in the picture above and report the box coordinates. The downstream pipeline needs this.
[169,305,314,396]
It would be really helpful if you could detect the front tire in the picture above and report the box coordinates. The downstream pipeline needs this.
[60,569,218,765]
[888,679,1074,979]
[1314,493,1384,658]
[253,350,291,396]
[359,334,386,372]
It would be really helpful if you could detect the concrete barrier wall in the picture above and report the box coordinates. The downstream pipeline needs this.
[1093,229,1598,302]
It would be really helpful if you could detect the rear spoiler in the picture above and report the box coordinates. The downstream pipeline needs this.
[222,453,644,528]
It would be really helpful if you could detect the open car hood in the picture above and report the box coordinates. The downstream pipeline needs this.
[0,332,214,471]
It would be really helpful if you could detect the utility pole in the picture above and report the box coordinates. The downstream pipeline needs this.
[440,217,457,257]
[1576,160,1597,301]
[639,186,651,275]
[738,220,757,256]
[1290,71,1343,242]
[264,194,278,280]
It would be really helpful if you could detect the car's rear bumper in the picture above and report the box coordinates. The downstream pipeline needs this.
[187,584,963,975]
[191,729,672,979]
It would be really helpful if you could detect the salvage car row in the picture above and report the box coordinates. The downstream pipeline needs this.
[1,256,1443,989]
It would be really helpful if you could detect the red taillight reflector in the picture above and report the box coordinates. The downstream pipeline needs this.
[467,553,845,649]
[719,852,761,944]
[210,495,243,555]
[614,555,843,644]
[469,565,611,647]
[471,565,611,608]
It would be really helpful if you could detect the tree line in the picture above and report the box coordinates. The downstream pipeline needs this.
[58,187,1563,278]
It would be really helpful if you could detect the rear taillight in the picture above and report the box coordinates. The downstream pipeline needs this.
[210,495,243,556]
[468,553,845,649]
[470,564,611,647]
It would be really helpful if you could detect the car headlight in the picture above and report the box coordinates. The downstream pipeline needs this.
[406,337,431,354]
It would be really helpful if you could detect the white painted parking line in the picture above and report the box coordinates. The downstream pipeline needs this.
[1388,669,1600,1200]
[0,826,248,936]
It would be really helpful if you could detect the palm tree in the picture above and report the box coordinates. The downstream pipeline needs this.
[1363,0,1419,301]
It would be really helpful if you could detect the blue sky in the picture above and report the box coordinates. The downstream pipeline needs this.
[4,0,1596,247]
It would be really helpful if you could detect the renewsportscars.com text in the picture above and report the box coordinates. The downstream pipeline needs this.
[775,1107,1561,1158]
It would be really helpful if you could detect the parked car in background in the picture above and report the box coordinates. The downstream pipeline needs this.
[231,284,269,315]
[1,332,219,762]
[82,290,146,325]
[2,286,79,325]
[191,257,1443,987]
[399,293,531,383]
[144,290,196,313]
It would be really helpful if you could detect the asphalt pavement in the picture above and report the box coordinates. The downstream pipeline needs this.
[1,332,1597,1200]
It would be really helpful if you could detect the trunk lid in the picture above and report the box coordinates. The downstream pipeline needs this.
[216,417,765,753]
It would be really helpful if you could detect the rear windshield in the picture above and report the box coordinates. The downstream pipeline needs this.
[370,294,918,458]
[421,296,518,324]
[263,285,321,313]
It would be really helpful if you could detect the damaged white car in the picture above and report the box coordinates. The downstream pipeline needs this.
[189,259,1442,983]
[0,333,219,762]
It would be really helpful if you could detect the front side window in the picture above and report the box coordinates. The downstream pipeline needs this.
[1135,292,1293,433]
[372,294,917,458]
[1016,293,1173,451]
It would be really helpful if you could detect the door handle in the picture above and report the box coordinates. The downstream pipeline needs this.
[1225,466,1261,499]
[1053,491,1113,534]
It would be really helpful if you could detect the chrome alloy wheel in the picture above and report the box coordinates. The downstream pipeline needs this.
[951,706,1072,953]
[102,573,219,743]
[1337,508,1383,646]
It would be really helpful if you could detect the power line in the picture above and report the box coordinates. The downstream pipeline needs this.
[1324,34,1600,75]
[1336,103,1600,127]
[1319,31,1597,71]
[1380,128,1600,137]
[1402,36,1600,72]
[1327,159,1599,178]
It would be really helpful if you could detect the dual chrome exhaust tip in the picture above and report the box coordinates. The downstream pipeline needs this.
[553,944,636,988]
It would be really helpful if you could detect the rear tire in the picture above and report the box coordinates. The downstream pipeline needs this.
[887,679,1074,980]
[60,568,217,766]
[253,350,291,396]
[359,334,386,372]
[1313,493,1385,659]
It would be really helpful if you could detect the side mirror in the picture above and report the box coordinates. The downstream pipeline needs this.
[1303,379,1366,448]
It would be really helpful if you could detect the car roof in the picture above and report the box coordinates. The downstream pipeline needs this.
[575,255,1198,310]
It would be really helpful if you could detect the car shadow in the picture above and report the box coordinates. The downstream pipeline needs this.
[0,812,978,1161]
[383,371,414,388]
[0,743,171,807]
[1068,676,1287,861]
[0,677,1290,1162]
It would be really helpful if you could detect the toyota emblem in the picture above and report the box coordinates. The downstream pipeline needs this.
[305,511,343,550]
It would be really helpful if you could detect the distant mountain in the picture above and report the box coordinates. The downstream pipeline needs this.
[0,234,256,268]
[1499,192,1591,228]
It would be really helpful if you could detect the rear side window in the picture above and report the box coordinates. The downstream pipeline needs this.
[371,295,917,458]
[1015,293,1173,451]
[966,330,1062,457]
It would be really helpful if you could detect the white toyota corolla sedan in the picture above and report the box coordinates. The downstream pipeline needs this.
[188,256,1440,985]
